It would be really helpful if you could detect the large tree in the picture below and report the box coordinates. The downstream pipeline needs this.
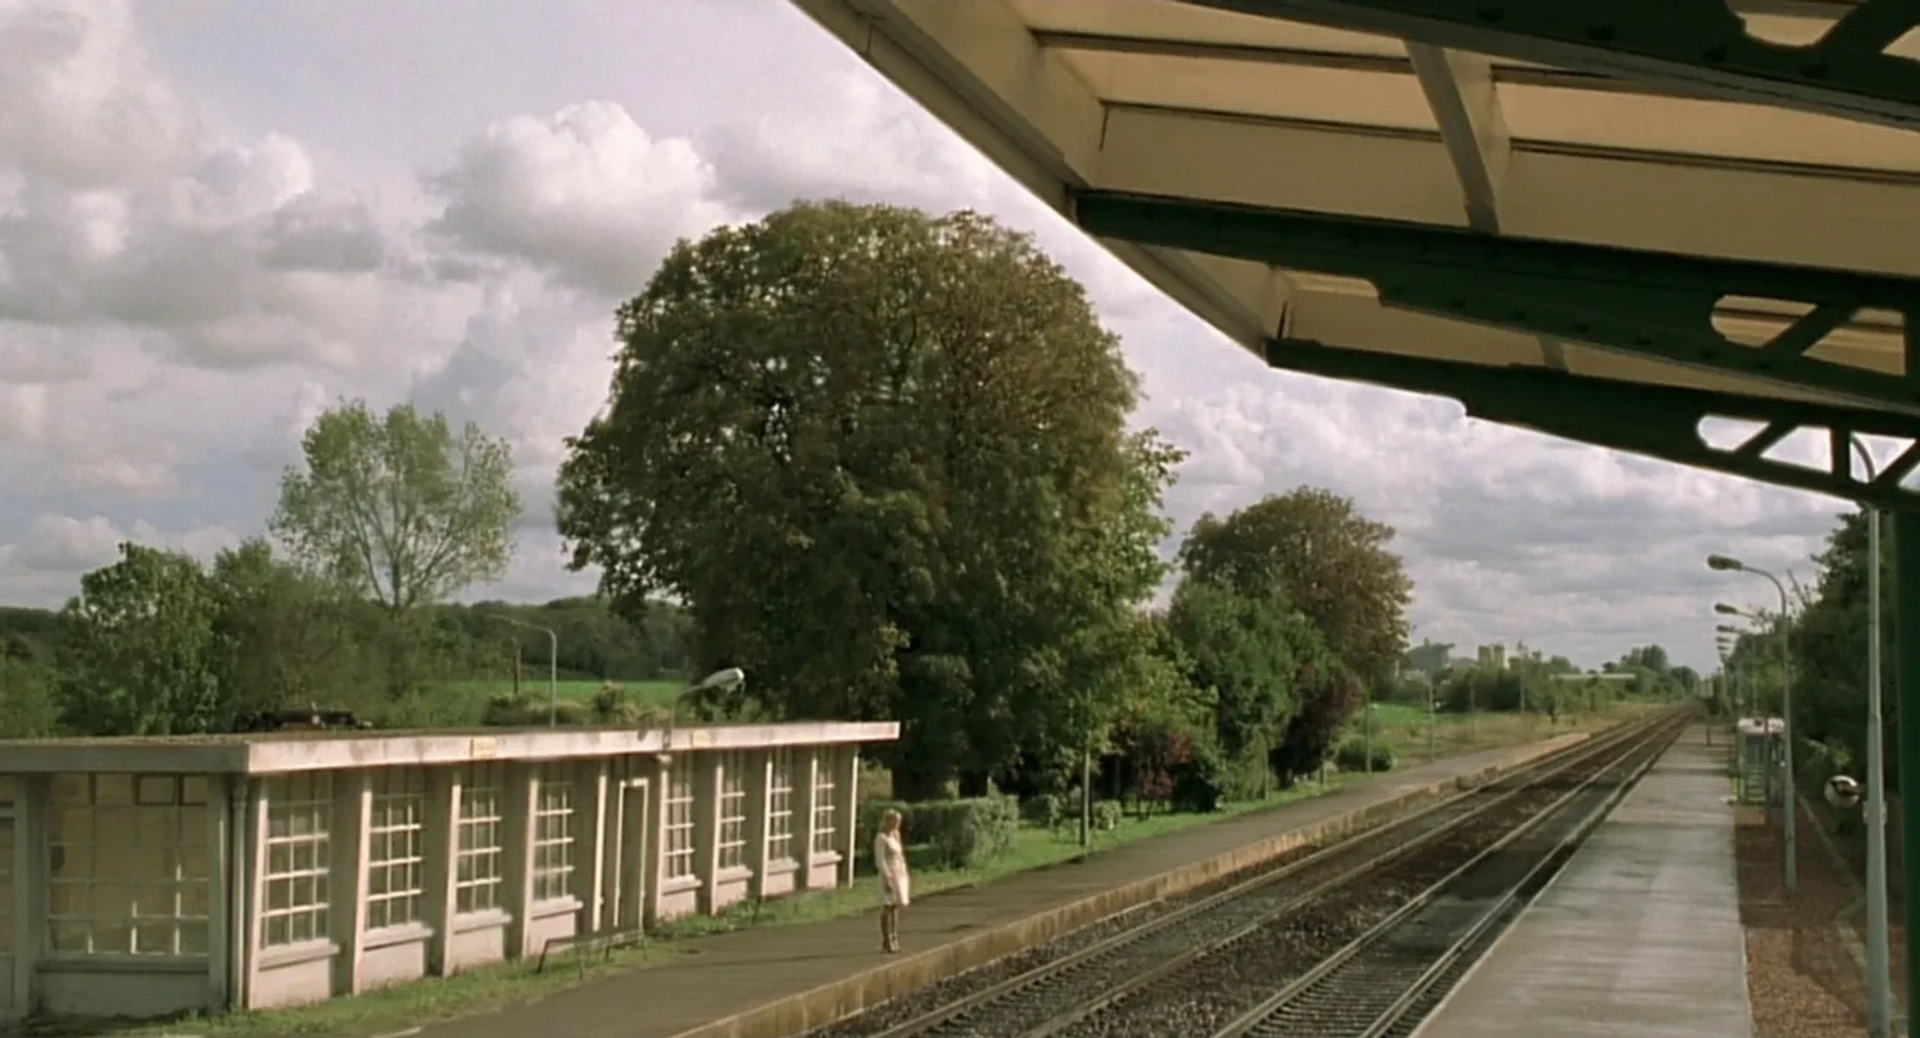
[271,400,520,616]
[1165,575,1308,763]
[557,201,1181,796]
[208,538,370,716]
[60,544,224,736]
[1178,488,1413,688]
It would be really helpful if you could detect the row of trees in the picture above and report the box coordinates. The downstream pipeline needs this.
[0,401,693,739]
[553,201,1420,803]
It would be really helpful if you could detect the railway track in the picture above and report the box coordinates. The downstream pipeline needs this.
[806,708,1688,1038]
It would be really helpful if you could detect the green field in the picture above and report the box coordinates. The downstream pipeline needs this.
[437,678,685,705]
[1355,698,1659,763]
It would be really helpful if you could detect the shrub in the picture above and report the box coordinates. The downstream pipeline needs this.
[1333,737,1396,773]
[857,796,1021,869]
[1172,741,1230,813]
[1021,793,1067,830]
[1091,800,1123,832]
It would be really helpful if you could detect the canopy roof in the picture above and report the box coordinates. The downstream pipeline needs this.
[792,0,1920,424]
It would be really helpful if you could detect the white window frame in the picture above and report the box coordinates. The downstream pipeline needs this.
[456,763,505,915]
[662,764,696,881]
[531,765,576,903]
[46,773,210,958]
[365,768,426,931]
[261,772,333,949]
[810,759,837,857]
[716,753,748,871]
[766,750,794,864]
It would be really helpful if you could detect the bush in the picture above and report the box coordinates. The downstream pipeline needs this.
[858,795,1021,869]
[1172,741,1230,813]
[1021,793,1067,830]
[1091,800,1123,832]
[1333,737,1396,773]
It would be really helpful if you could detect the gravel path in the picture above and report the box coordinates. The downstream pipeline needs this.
[1739,803,1872,1037]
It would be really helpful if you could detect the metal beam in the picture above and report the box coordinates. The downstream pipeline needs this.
[1073,189,1920,415]
[1406,44,1509,232]
[1093,103,1920,280]
[1263,337,1920,507]
[1179,0,1920,132]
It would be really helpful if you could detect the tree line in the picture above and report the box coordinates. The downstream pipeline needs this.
[0,200,1647,811]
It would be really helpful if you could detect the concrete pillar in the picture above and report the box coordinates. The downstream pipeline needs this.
[500,764,538,959]
[329,772,372,996]
[795,750,822,890]
[745,750,772,899]
[692,753,721,914]
[206,775,233,1010]
[9,776,45,1017]
[224,777,253,1011]
[637,755,669,929]
[832,748,860,885]
[421,768,460,975]
[243,779,269,1006]
[573,760,609,932]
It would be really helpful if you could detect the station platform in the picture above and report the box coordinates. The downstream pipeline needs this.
[1413,728,1751,1038]
[413,733,1594,1038]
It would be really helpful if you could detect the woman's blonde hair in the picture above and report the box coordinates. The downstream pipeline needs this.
[880,808,903,828]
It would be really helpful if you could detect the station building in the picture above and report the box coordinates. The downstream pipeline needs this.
[0,720,897,1021]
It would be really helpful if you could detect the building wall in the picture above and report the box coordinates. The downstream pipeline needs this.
[0,738,870,1023]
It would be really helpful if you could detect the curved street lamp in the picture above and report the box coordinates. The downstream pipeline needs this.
[661,667,748,747]
[1708,554,1796,898]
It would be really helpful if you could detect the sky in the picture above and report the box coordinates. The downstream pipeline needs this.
[0,0,1854,671]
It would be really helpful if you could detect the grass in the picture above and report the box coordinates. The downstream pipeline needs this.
[435,678,684,706]
[1356,698,1663,765]
[13,704,1653,1038]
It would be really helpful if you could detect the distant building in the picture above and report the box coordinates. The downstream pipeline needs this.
[0,720,897,1021]
[1476,644,1508,670]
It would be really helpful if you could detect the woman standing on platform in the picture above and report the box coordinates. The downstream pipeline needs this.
[875,809,910,953]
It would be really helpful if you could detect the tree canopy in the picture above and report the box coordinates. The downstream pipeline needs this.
[272,400,521,615]
[1178,487,1413,688]
[557,200,1182,796]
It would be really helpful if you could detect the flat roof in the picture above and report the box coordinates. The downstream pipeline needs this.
[0,721,901,776]
[792,0,1920,414]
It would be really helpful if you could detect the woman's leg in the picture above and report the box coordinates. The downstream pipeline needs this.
[879,904,893,951]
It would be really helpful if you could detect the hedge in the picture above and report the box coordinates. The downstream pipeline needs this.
[1334,737,1396,773]
[858,795,1020,869]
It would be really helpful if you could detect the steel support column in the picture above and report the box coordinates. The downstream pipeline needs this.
[1895,509,1920,1038]
[1180,0,1920,131]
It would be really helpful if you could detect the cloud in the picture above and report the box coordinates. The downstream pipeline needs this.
[425,101,736,298]
[0,0,1847,676]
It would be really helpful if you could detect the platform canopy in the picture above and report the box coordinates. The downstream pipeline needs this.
[792,0,1920,507]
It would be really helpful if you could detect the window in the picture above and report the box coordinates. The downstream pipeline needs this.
[47,774,210,956]
[531,765,575,902]
[456,764,504,915]
[366,769,426,930]
[663,764,695,881]
[717,753,749,871]
[766,750,795,863]
[811,757,837,856]
[261,772,332,948]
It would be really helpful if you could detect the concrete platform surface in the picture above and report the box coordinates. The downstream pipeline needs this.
[1413,729,1751,1038]
[412,736,1591,1038]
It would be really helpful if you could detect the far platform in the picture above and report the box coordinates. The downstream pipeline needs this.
[1413,728,1751,1038]
[413,734,1593,1038]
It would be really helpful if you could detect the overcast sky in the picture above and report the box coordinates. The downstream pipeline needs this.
[0,0,1851,670]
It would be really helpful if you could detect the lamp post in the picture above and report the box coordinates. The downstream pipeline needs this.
[1716,625,1747,718]
[663,667,747,743]
[1710,555,1796,898]
[1851,440,1894,1038]
[487,615,559,727]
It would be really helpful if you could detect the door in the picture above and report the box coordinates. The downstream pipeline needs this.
[603,779,649,932]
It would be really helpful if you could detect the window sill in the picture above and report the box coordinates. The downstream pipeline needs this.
[659,875,702,897]
[810,851,844,866]
[257,939,338,970]
[764,858,800,876]
[38,954,209,973]
[530,896,582,921]
[712,865,753,885]
[451,908,513,935]
[362,921,433,952]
